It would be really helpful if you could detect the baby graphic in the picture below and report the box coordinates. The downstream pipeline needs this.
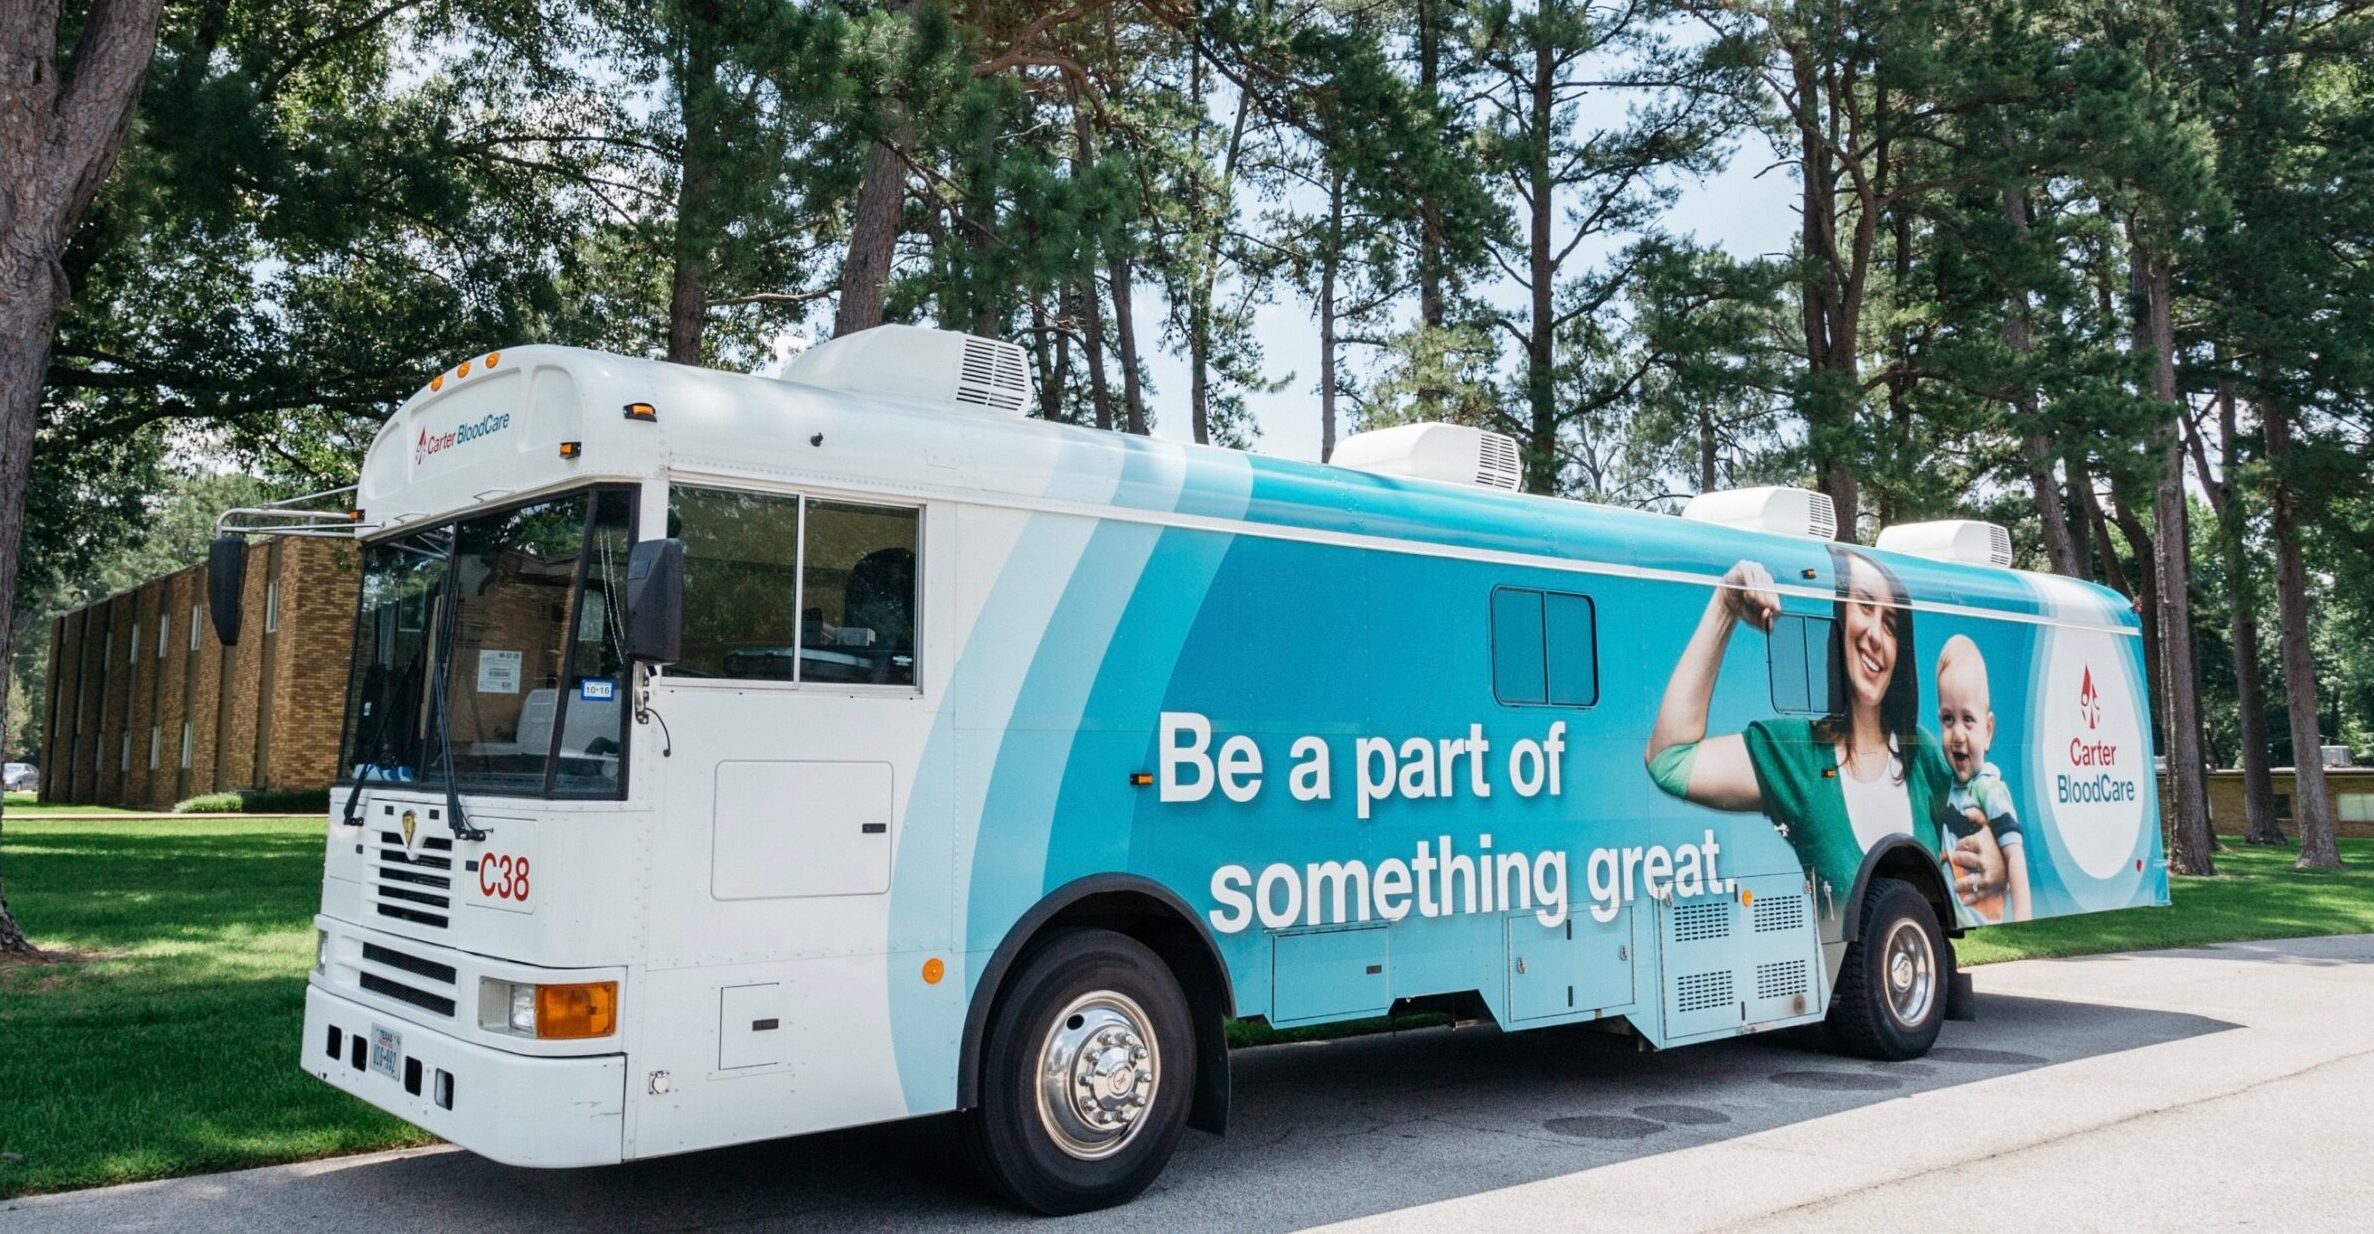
[1936,635,2032,923]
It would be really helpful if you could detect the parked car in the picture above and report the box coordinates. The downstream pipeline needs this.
[4,762,37,792]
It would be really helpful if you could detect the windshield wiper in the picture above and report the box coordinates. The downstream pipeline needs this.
[428,587,489,843]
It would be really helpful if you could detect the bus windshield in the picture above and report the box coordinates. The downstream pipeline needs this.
[339,486,636,798]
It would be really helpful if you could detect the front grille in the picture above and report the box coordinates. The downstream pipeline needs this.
[372,829,453,930]
[357,940,459,1019]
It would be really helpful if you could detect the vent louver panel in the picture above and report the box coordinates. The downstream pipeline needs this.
[1986,523,2014,566]
[1756,959,1810,1001]
[1805,493,1838,540]
[1672,900,1731,942]
[1675,971,1734,1013]
[1753,894,1808,934]
[954,337,1031,414]
[1474,432,1522,490]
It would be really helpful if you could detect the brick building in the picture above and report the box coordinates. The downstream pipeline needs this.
[38,536,360,809]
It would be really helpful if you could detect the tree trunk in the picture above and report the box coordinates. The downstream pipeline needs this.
[1078,274,1113,432]
[0,0,172,956]
[1069,98,1114,432]
[666,4,723,365]
[2206,383,2282,843]
[1415,0,1445,334]
[836,137,907,336]
[1521,36,1556,495]
[1108,251,1149,435]
[1031,296,1066,421]
[2134,246,2215,875]
[2266,397,2341,869]
[2006,192,2079,574]
[834,0,920,338]
[1318,169,1342,463]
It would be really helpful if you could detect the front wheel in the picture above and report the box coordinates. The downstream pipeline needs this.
[1825,877,1949,1060]
[964,928,1195,1214]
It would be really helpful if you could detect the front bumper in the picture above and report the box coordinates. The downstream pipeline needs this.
[303,984,627,1167]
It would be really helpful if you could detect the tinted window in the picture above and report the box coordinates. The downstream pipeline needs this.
[673,486,801,679]
[1492,587,1597,707]
[802,500,918,686]
[671,487,919,687]
[1768,614,1835,714]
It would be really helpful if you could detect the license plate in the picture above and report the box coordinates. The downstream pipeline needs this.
[368,1024,402,1080]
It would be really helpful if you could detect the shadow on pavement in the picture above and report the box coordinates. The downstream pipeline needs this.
[105,986,2233,1234]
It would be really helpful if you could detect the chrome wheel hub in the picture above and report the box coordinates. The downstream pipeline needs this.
[1035,990,1159,1160]
[1880,918,1937,1029]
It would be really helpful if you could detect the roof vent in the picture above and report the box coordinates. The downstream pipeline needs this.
[1681,486,1837,539]
[1875,519,2014,567]
[782,323,1032,415]
[1332,422,1523,491]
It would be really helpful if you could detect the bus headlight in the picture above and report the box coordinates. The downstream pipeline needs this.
[479,978,618,1040]
[315,929,328,973]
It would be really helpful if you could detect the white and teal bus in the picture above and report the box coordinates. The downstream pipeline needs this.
[232,324,2164,1213]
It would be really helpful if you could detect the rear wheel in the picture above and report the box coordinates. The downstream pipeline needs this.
[965,928,1194,1214]
[1825,877,1948,1060]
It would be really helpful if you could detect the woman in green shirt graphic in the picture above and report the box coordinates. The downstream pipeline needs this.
[1643,547,2007,933]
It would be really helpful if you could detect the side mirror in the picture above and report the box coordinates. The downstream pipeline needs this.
[207,537,248,646]
[625,538,685,664]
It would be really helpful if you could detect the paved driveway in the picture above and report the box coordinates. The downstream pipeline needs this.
[8,935,2371,1233]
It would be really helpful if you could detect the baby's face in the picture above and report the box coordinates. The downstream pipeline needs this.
[1936,659,1994,782]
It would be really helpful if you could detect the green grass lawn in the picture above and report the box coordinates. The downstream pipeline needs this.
[0,820,2368,1198]
[0,817,433,1199]
[1956,835,2374,964]
[2,792,141,816]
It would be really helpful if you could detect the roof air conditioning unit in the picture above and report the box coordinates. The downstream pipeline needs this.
[782,323,1032,415]
[1874,519,2014,567]
[1681,486,1838,539]
[1332,422,1523,491]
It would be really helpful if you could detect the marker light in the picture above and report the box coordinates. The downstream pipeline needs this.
[429,374,444,391]
[485,351,501,368]
[479,978,619,1039]
[536,983,618,1039]
[1128,772,1153,787]
[558,441,582,460]
[457,360,473,377]
[623,402,657,422]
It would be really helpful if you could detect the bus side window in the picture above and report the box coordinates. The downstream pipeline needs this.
[1491,586,1597,708]
[1768,614,1836,714]
[800,500,918,687]
[670,485,802,679]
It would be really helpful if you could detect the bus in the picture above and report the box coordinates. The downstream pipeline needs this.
[230,324,2165,1214]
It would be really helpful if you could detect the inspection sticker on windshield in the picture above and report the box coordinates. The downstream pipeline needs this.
[579,678,615,701]
[476,649,522,694]
[369,1024,402,1080]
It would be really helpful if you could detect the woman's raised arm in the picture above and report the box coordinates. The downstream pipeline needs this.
[1644,560,1780,812]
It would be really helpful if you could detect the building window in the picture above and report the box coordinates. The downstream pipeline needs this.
[1490,587,1598,707]
[120,732,131,771]
[129,626,139,664]
[1767,614,1836,714]
[149,726,162,770]
[159,614,170,657]
[190,603,202,650]
[180,721,193,770]
[264,579,280,634]
[670,486,920,687]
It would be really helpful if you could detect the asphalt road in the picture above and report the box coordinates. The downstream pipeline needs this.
[8,934,2371,1233]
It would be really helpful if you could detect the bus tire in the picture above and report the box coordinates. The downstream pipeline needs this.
[1824,877,1947,1061]
[964,927,1195,1214]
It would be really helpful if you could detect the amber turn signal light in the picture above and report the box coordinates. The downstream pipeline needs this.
[535,981,618,1039]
